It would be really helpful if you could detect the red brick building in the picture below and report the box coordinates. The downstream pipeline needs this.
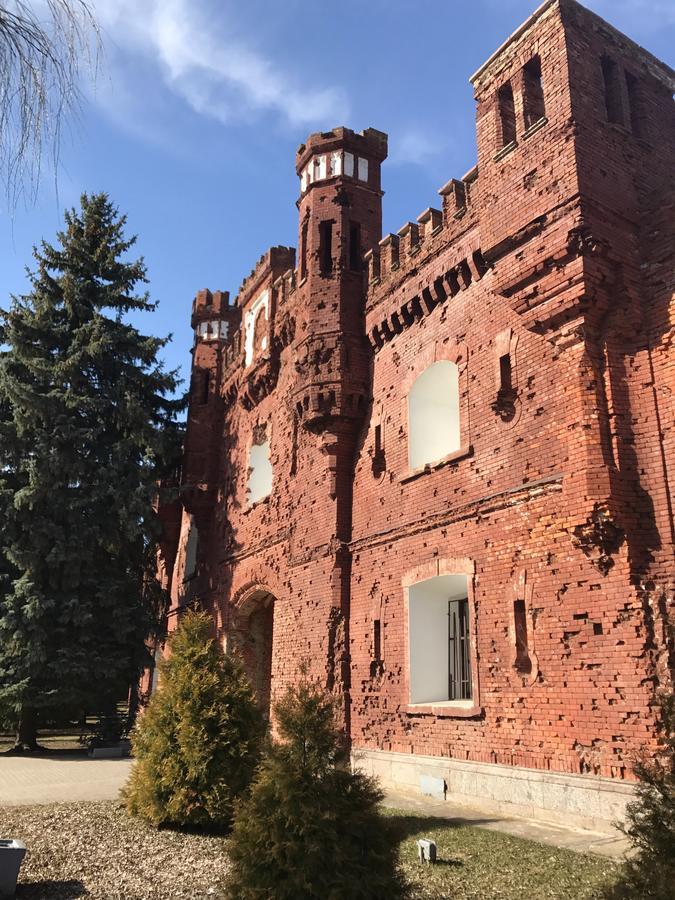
[157,0,674,828]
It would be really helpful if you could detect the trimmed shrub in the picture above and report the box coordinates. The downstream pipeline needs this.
[606,691,675,899]
[124,610,262,830]
[226,675,409,899]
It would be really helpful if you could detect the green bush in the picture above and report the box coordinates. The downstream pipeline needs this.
[226,675,409,899]
[606,691,675,899]
[124,610,263,830]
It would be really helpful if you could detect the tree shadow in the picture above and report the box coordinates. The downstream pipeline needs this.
[388,812,500,842]
[17,879,87,899]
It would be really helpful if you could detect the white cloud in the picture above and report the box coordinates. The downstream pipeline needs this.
[90,0,349,135]
[388,128,449,167]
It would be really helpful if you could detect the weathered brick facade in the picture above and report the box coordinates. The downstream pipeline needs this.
[158,0,674,825]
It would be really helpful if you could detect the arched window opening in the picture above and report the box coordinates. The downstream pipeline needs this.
[247,432,273,505]
[183,518,198,582]
[407,360,460,470]
[408,574,471,705]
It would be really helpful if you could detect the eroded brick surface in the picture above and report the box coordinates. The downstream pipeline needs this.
[157,0,675,786]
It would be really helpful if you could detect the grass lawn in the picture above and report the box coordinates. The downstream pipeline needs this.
[0,801,621,899]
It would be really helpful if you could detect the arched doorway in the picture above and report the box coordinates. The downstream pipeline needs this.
[236,589,275,720]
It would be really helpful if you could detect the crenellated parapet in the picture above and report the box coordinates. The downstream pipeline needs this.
[365,164,488,350]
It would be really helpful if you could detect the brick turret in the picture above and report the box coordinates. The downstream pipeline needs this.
[292,127,387,433]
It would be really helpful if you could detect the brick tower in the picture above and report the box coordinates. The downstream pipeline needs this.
[288,128,388,716]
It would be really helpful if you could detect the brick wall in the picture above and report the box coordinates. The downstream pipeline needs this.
[159,0,675,789]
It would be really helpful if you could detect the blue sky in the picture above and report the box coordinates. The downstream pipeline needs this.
[2,0,673,391]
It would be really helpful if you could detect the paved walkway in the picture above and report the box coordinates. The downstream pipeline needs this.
[383,791,630,859]
[0,755,133,806]
[0,756,629,859]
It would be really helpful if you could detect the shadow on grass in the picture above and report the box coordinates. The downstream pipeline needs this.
[17,879,87,898]
[388,812,499,842]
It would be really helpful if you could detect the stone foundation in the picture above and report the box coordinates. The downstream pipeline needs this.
[353,748,635,833]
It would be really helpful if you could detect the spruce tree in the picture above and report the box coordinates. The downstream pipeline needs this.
[0,193,184,749]
[606,689,675,899]
[124,610,263,830]
[226,675,409,900]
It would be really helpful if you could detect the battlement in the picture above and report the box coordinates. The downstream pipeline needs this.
[191,289,231,318]
[365,165,480,301]
[295,127,388,196]
[234,246,296,309]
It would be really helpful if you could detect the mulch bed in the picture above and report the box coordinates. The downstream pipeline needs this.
[0,801,621,899]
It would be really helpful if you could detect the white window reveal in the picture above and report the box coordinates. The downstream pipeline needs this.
[247,434,273,505]
[357,157,369,182]
[330,151,342,177]
[244,290,269,366]
[197,320,227,341]
[344,152,354,177]
[408,574,471,705]
[407,360,460,470]
[315,155,327,180]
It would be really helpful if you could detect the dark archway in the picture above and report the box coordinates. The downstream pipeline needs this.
[236,589,275,720]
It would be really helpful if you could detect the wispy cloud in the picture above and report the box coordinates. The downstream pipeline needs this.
[90,0,349,138]
[388,128,450,167]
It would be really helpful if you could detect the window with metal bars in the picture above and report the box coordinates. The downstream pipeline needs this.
[448,597,472,700]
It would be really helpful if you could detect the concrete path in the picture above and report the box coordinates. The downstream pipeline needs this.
[0,756,629,860]
[383,791,630,859]
[0,755,133,807]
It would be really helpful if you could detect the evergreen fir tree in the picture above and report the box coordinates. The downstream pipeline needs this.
[0,193,184,749]
[124,610,263,830]
[606,688,675,899]
[226,674,409,900]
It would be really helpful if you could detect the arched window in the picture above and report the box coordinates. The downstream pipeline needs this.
[247,435,273,505]
[407,360,460,470]
[253,306,268,357]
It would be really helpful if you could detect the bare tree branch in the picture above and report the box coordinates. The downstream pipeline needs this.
[0,1,99,210]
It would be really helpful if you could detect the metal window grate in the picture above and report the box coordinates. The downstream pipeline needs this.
[448,597,472,700]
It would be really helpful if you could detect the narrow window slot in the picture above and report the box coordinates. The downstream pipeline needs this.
[373,620,381,661]
[625,71,642,136]
[522,56,545,129]
[514,599,532,674]
[497,81,516,147]
[499,353,513,392]
[319,220,333,276]
[349,222,362,271]
[300,220,309,280]
[601,56,624,125]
